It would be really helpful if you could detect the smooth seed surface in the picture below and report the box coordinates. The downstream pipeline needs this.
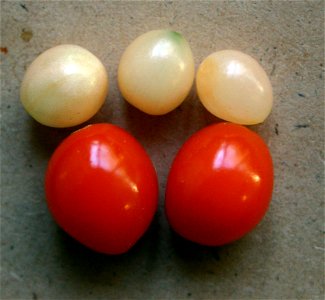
[196,50,273,125]
[20,44,109,128]
[118,30,195,115]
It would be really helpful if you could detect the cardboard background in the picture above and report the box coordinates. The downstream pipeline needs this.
[1,1,324,299]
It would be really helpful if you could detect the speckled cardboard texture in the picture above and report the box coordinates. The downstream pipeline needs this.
[1,1,324,299]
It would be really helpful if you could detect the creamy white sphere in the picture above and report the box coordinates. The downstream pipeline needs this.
[196,50,273,125]
[118,30,195,115]
[20,44,109,128]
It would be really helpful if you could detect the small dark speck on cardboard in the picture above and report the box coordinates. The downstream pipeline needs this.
[295,124,309,129]
[275,123,279,135]
[21,29,33,42]
[187,292,192,297]
[315,173,322,183]
[32,292,38,300]
[20,3,29,11]
[270,64,276,76]
[0,47,8,54]
[7,105,11,109]
[297,93,305,97]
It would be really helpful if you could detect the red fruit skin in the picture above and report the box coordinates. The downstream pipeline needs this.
[45,123,158,254]
[165,122,274,246]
